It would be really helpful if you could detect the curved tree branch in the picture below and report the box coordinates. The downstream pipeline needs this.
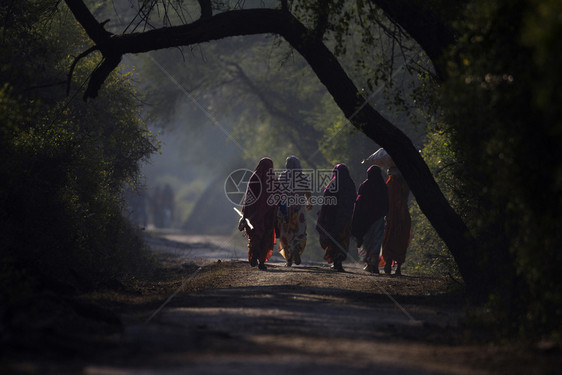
[84,54,122,100]
[197,0,212,19]
[64,0,121,100]
[64,2,482,293]
[64,0,112,46]
[66,45,98,95]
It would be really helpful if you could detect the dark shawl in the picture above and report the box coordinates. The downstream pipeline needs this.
[351,165,389,240]
[316,163,357,240]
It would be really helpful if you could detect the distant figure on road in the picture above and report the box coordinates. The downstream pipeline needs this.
[352,165,389,273]
[381,167,411,275]
[316,163,357,272]
[150,186,163,228]
[161,183,175,228]
[239,157,277,271]
[277,156,312,267]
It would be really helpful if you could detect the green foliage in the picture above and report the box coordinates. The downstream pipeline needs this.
[0,1,157,303]
[406,131,460,277]
[439,0,562,338]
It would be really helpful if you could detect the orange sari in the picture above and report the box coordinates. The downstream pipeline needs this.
[381,170,411,265]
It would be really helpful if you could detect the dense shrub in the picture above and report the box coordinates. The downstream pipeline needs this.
[439,0,562,338]
[0,1,157,305]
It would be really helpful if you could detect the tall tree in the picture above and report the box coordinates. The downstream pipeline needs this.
[62,0,486,294]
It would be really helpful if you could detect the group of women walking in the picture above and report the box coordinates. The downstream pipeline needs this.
[237,156,411,274]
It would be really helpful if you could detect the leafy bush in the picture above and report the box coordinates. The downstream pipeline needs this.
[438,0,562,338]
[406,131,460,278]
[0,1,157,306]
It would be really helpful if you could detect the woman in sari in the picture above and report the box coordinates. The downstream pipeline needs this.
[277,156,312,267]
[316,163,357,272]
[351,165,389,273]
[381,167,411,275]
[238,157,277,271]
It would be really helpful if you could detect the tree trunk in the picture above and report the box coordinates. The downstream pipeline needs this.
[278,15,483,293]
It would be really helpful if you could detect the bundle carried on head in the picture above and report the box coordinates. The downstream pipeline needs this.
[361,148,395,168]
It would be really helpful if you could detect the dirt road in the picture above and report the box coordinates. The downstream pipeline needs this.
[78,234,556,375]
[6,234,558,374]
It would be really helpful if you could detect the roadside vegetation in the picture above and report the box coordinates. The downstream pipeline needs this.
[0,1,158,345]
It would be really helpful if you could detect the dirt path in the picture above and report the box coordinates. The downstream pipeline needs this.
[76,235,557,375]
[6,235,558,374]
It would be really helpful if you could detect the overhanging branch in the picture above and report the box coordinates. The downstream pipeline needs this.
[67,45,98,96]
[83,54,122,100]
[197,0,212,18]
[64,0,112,46]
[65,0,481,291]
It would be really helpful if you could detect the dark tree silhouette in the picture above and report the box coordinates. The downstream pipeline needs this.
[64,0,485,295]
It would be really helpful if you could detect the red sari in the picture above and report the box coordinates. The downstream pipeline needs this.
[381,168,411,265]
[241,157,277,264]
